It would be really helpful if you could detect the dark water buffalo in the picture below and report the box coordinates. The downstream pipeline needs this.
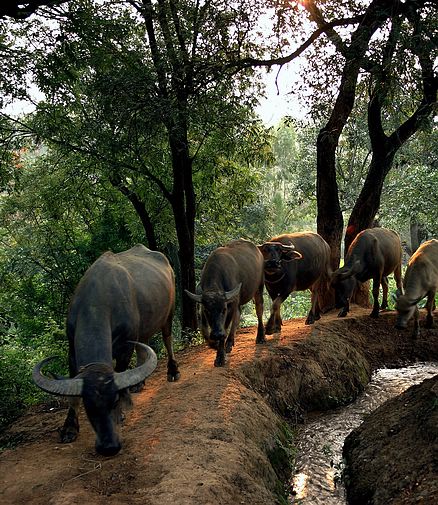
[331,228,403,318]
[396,239,438,337]
[185,239,265,367]
[258,232,332,332]
[33,244,179,456]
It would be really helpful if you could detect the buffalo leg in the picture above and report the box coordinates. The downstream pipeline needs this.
[370,276,381,318]
[381,276,389,310]
[425,292,436,329]
[60,340,80,443]
[200,309,209,341]
[306,287,321,325]
[254,285,266,343]
[266,292,289,334]
[214,338,227,367]
[162,314,180,382]
[394,262,403,297]
[112,348,133,419]
[338,301,350,318]
[226,309,240,353]
[412,306,420,338]
[60,398,80,443]
[115,339,144,393]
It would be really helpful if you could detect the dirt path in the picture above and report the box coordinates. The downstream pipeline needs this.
[0,308,437,505]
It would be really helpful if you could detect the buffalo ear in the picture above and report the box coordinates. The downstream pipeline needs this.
[185,289,203,304]
[282,249,302,262]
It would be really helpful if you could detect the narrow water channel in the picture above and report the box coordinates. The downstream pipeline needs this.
[289,362,438,504]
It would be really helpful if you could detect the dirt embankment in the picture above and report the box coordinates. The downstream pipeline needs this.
[343,374,438,505]
[0,307,437,505]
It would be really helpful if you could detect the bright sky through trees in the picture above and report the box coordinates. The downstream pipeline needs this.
[256,61,307,125]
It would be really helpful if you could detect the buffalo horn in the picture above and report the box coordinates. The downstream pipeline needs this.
[114,342,158,391]
[185,289,203,303]
[33,356,84,397]
[225,283,242,301]
[336,259,361,280]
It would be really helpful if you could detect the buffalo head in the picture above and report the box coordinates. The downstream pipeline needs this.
[330,260,361,316]
[185,284,241,347]
[33,342,157,456]
[257,241,302,275]
[395,295,418,329]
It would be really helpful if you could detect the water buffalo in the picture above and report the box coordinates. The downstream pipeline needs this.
[331,228,403,318]
[258,232,332,332]
[33,244,179,456]
[395,239,438,337]
[185,239,265,367]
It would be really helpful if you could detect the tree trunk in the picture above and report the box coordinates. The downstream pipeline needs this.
[344,147,396,253]
[169,130,198,331]
[313,0,395,310]
[409,218,419,253]
[110,177,158,250]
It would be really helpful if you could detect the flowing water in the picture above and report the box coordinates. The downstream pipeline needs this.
[289,362,438,504]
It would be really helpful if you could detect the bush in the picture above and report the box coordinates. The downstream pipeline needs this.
[0,318,67,431]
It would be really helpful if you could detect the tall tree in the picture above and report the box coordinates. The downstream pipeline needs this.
[4,0,274,329]
[297,0,436,269]
[344,5,437,252]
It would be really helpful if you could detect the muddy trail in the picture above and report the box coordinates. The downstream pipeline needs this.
[1,307,437,505]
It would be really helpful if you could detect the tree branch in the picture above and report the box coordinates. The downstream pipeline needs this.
[0,0,68,19]
[228,15,363,71]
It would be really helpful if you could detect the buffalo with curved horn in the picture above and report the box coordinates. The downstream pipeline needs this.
[185,239,265,367]
[258,232,331,332]
[33,244,179,456]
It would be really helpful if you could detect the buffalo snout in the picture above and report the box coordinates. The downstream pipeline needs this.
[265,260,281,271]
[207,331,226,348]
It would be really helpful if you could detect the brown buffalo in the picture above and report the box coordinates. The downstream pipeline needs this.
[185,239,265,366]
[258,232,332,332]
[396,239,438,337]
[331,228,403,318]
[33,244,179,456]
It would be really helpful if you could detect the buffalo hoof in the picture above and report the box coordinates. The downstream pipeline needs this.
[370,310,380,318]
[338,308,348,317]
[167,371,181,382]
[425,316,435,329]
[59,426,79,444]
[305,314,315,325]
[167,361,180,382]
[214,353,226,367]
[96,442,121,457]
[265,324,281,335]
[256,336,266,344]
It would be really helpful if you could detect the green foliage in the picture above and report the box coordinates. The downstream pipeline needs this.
[241,290,311,328]
[268,422,297,505]
[0,318,67,430]
[380,128,438,240]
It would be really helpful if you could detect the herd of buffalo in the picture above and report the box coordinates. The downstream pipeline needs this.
[33,229,438,455]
